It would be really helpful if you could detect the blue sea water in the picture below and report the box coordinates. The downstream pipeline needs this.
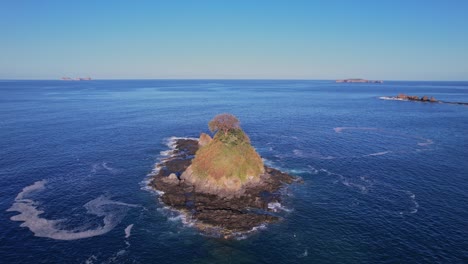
[0,80,467,263]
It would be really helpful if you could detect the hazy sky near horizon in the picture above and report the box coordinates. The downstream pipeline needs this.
[1,0,468,80]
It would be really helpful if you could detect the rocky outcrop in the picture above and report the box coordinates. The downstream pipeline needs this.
[198,133,212,147]
[189,121,265,197]
[381,94,468,106]
[150,136,299,238]
[395,94,438,102]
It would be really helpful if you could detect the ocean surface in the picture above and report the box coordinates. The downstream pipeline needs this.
[0,80,467,263]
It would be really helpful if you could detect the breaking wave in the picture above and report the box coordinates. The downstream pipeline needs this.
[379,96,406,101]
[7,180,140,240]
[268,202,292,213]
[141,136,198,194]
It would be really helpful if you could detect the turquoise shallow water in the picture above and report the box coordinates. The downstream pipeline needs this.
[0,80,467,263]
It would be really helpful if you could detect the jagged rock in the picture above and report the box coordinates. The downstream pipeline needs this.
[161,173,179,184]
[198,133,212,147]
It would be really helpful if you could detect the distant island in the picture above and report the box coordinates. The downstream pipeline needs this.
[150,114,299,238]
[61,77,92,81]
[380,94,468,105]
[336,78,383,83]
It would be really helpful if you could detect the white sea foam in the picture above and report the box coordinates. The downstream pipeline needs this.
[289,169,308,174]
[363,151,391,157]
[85,255,97,264]
[379,96,405,101]
[124,224,134,238]
[267,202,292,213]
[407,191,419,214]
[251,223,267,232]
[417,139,434,146]
[139,167,162,194]
[333,127,378,133]
[333,126,434,150]
[299,249,309,258]
[157,205,194,227]
[168,214,185,222]
[262,158,276,168]
[293,149,335,160]
[91,161,119,174]
[234,223,268,240]
[307,165,319,175]
[14,179,47,200]
[293,149,304,157]
[101,162,119,174]
[103,249,128,263]
[165,136,198,150]
[319,169,372,193]
[7,181,140,240]
[167,212,194,227]
[160,149,173,157]
[141,136,198,194]
[383,185,421,215]
[321,166,420,215]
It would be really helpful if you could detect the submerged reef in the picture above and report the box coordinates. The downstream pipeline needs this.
[150,114,299,238]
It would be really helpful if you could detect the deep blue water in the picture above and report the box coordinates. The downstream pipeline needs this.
[0,80,467,263]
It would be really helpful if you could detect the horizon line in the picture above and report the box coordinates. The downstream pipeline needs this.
[1,78,468,82]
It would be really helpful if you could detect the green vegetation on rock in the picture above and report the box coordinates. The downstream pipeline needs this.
[191,114,264,185]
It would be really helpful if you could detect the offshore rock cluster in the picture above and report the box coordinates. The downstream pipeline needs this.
[150,114,299,238]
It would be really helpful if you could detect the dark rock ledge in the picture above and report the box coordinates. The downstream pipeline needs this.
[149,138,300,238]
[381,94,468,106]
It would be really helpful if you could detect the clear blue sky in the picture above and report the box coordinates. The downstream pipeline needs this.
[1,0,467,80]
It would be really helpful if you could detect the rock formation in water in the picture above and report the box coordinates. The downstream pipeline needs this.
[336,78,383,83]
[396,94,438,102]
[150,113,299,238]
[184,114,265,196]
[380,94,468,106]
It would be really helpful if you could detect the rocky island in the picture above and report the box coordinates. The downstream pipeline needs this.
[61,77,92,81]
[150,114,299,238]
[336,78,383,83]
[394,93,438,102]
[380,94,468,105]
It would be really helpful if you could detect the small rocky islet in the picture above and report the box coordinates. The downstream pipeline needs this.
[336,78,383,83]
[381,93,468,105]
[393,94,438,102]
[149,114,300,238]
